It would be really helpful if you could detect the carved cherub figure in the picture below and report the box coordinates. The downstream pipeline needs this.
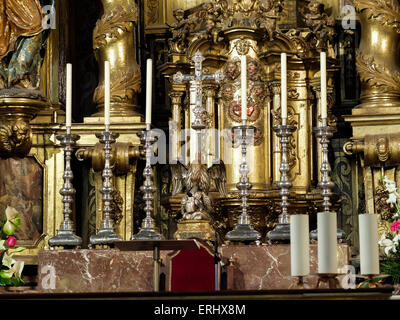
[0,120,31,157]
[225,60,240,81]
[259,0,283,40]
[303,1,335,50]
[171,161,226,221]
[201,3,222,44]
[167,8,190,52]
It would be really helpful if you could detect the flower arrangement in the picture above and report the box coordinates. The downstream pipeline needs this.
[378,176,400,283]
[0,206,25,286]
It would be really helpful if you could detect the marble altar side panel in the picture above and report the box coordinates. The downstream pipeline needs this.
[38,249,169,293]
[220,243,350,290]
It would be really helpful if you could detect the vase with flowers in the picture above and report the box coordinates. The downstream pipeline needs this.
[378,176,400,284]
[0,206,25,286]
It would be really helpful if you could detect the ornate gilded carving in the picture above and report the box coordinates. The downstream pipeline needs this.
[146,0,159,25]
[354,0,400,33]
[356,52,400,93]
[343,134,400,167]
[374,179,393,221]
[167,8,192,53]
[92,0,141,116]
[171,162,226,220]
[302,1,335,51]
[93,5,138,50]
[0,120,31,157]
[217,0,283,36]
[111,188,124,224]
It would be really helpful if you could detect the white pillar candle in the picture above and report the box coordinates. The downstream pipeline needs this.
[359,214,380,275]
[317,211,338,274]
[146,59,153,130]
[66,63,72,132]
[290,214,310,277]
[281,53,287,125]
[104,61,111,131]
[320,52,327,121]
[241,54,247,122]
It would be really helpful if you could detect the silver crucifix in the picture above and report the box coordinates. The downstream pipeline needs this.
[173,50,224,131]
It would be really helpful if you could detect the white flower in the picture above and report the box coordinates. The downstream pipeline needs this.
[11,261,24,279]
[393,234,400,245]
[379,233,398,256]
[384,176,400,195]
[387,192,398,204]
[0,240,5,251]
[2,252,15,269]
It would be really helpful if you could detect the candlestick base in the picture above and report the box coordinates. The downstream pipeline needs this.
[310,227,347,243]
[267,223,290,243]
[289,276,309,289]
[89,227,122,248]
[225,223,261,244]
[131,218,163,240]
[316,273,341,289]
[48,229,82,249]
[357,274,384,289]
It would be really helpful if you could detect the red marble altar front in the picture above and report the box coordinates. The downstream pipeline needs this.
[37,243,350,293]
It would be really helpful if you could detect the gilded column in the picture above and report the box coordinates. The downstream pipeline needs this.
[169,91,184,162]
[91,0,141,120]
[354,0,400,110]
[205,84,217,168]
[270,80,281,184]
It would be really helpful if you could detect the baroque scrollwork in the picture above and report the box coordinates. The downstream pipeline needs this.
[354,0,400,33]
[93,4,138,50]
[356,52,400,93]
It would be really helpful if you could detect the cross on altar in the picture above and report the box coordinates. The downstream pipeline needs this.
[173,50,224,130]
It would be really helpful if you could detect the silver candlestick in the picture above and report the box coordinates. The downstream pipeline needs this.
[310,119,346,241]
[226,124,261,243]
[131,128,163,240]
[49,130,82,249]
[267,124,296,243]
[89,131,122,247]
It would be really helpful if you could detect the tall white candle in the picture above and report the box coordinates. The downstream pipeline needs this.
[317,211,338,274]
[359,214,380,275]
[320,52,327,121]
[241,54,247,122]
[66,63,72,132]
[104,61,110,131]
[290,214,310,277]
[281,53,287,125]
[146,59,153,130]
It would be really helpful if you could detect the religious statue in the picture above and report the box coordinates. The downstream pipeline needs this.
[303,1,335,52]
[259,0,283,40]
[171,161,226,221]
[0,0,50,91]
[201,3,223,44]
[167,8,192,53]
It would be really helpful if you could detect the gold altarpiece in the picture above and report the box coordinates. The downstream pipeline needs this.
[157,0,339,240]
[1,0,398,263]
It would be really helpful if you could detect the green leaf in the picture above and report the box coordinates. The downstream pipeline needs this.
[11,247,26,253]
[0,269,14,279]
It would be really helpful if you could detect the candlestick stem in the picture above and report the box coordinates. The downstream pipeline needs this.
[267,124,296,243]
[49,132,82,249]
[225,125,261,243]
[89,131,122,248]
[131,129,163,240]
